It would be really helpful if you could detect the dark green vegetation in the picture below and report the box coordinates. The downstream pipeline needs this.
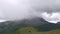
[33,23,60,32]
[0,17,60,34]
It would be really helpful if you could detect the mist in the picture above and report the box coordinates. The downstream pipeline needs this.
[0,0,60,23]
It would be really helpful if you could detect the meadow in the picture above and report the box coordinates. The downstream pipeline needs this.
[10,27,60,34]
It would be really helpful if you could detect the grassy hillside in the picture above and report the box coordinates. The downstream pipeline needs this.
[10,27,60,34]
[2,22,60,34]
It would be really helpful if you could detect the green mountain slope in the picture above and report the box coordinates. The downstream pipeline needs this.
[0,17,60,34]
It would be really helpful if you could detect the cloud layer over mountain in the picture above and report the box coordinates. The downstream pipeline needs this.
[0,0,60,23]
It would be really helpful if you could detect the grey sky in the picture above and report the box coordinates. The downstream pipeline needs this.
[0,0,60,23]
[0,0,30,20]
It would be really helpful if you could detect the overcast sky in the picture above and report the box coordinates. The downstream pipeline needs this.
[0,0,60,23]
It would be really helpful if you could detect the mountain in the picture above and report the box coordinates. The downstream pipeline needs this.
[0,17,60,34]
[33,22,60,32]
[57,22,60,24]
[22,17,49,26]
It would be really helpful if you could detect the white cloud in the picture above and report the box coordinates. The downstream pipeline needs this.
[41,12,50,18]
[50,13,60,19]
[41,12,60,23]
[48,21,57,24]
[0,20,7,22]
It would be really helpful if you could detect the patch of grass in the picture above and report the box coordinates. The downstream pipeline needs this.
[9,27,60,34]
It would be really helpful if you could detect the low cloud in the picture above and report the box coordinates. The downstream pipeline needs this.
[0,0,60,23]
